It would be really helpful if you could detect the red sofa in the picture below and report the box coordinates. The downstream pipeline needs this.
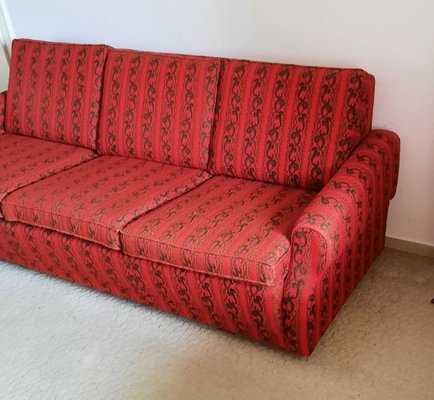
[0,38,400,356]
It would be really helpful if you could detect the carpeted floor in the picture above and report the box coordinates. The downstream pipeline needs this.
[0,248,433,400]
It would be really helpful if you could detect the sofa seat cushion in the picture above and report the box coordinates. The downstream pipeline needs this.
[209,59,375,191]
[97,48,220,169]
[120,176,315,285]
[6,39,107,149]
[0,134,97,218]
[2,156,211,249]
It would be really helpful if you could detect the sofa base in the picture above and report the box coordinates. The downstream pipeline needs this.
[0,219,288,350]
[0,214,386,356]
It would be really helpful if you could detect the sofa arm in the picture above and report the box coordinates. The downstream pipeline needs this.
[282,129,400,355]
[293,129,399,272]
[0,91,6,135]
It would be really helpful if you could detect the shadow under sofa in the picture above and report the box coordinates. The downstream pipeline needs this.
[0,38,400,356]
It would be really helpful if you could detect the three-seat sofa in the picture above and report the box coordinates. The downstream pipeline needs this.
[0,38,400,356]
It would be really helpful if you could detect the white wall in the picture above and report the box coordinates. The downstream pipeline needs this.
[0,46,8,91]
[0,0,13,91]
[3,0,434,246]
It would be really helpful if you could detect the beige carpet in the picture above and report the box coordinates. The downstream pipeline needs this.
[0,248,433,400]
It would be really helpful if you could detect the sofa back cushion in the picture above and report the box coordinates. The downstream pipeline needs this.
[5,39,107,149]
[97,49,220,169]
[209,59,375,190]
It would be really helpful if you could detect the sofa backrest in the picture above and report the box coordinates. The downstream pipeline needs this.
[6,39,107,150]
[97,49,220,170]
[209,59,375,190]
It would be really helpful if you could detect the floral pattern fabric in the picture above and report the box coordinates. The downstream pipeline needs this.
[209,59,375,191]
[2,155,211,250]
[0,134,97,218]
[282,130,400,354]
[5,39,107,149]
[0,130,399,356]
[97,49,220,169]
[0,37,401,356]
[121,176,315,285]
[0,219,286,349]
[0,91,5,135]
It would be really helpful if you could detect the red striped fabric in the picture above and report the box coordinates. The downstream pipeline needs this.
[2,156,211,249]
[209,59,375,191]
[5,39,107,149]
[121,176,315,285]
[98,49,220,169]
[282,130,400,354]
[0,219,286,350]
[0,91,5,135]
[0,134,97,218]
[0,130,400,355]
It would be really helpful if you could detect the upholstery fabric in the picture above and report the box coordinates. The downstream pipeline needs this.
[0,91,5,135]
[281,130,400,355]
[0,134,97,218]
[2,156,211,250]
[98,49,221,169]
[5,39,107,149]
[121,176,315,285]
[0,37,402,355]
[209,59,375,191]
[0,219,286,349]
[0,130,399,355]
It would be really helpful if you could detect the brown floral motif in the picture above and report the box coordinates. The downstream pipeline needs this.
[309,71,337,189]
[56,46,71,143]
[266,67,291,183]
[179,63,196,167]
[141,58,159,161]
[41,46,55,138]
[125,56,141,157]
[0,91,6,135]
[10,43,26,133]
[104,54,123,154]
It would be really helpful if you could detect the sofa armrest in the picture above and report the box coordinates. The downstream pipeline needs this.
[282,129,400,355]
[292,129,400,273]
[0,91,6,135]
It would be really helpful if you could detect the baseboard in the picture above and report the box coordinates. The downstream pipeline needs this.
[385,237,434,258]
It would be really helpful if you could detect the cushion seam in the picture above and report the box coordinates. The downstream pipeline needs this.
[120,231,290,273]
[121,244,276,287]
[2,203,120,246]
